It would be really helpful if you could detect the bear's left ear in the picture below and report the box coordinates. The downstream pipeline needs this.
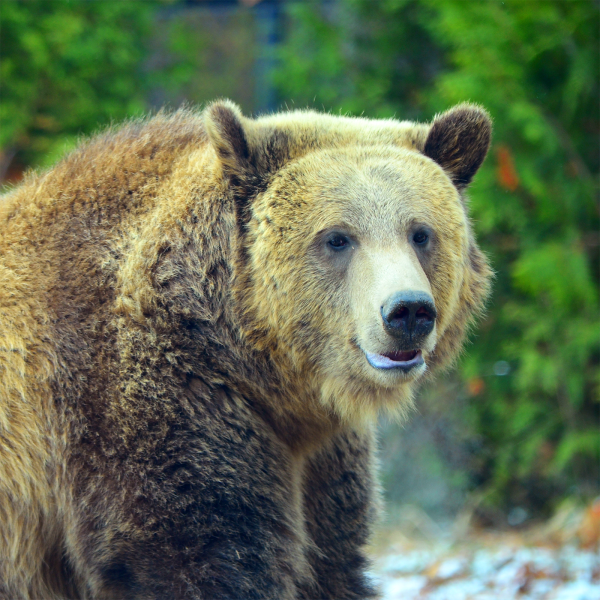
[423,104,492,190]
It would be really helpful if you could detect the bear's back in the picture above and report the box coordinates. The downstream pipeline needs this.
[0,111,208,542]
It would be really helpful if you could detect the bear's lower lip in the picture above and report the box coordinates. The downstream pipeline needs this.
[365,349,424,371]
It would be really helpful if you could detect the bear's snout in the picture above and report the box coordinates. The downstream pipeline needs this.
[380,291,437,347]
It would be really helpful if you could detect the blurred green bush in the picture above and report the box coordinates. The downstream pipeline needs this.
[0,0,218,181]
[1,0,160,175]
[0,0,258,179]
[274,0,599,515]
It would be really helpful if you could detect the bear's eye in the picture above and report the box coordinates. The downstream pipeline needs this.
[413,230,429,246]
[327,234,350,251]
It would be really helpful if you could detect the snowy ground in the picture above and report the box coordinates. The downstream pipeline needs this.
[373,539,599,600]
[369,502,600,600]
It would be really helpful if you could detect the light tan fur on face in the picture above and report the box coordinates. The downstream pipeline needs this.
[350,242,436,354]
[242,145,475,424]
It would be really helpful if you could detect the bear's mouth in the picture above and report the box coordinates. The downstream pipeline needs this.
[364,349,423,371]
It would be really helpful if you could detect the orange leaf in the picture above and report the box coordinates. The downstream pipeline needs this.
[468,378,485,396]
[496,145,519,191]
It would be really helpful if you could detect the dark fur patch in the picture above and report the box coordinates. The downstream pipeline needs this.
[205,102,251,176]
[260,128,292,174]
[423,104,492,189]
[101,561,135,585]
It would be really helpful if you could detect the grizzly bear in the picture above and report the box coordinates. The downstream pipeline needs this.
[0,101,492,599]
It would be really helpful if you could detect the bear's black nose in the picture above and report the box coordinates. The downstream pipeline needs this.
[381,291,437,346]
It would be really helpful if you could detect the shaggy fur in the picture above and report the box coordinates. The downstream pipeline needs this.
[0,102,492,599]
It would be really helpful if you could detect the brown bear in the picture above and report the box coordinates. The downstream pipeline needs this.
[0,101,492,599]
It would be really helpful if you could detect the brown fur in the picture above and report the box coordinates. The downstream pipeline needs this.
[0,102,492,599]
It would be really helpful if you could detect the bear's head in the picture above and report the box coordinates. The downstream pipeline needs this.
[204,101,492,424]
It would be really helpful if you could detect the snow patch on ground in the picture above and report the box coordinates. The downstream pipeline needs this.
[372,541,599,599]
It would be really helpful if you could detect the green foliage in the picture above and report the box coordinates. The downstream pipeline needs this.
[275,0,599,512]
[0,0,201,175]
[274,0,441,118]
[153,7,258,114]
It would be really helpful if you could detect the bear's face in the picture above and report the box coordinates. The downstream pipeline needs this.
[205,102,492,423]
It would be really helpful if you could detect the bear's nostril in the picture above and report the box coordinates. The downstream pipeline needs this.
[389,306,410,323]
[416,306,435,321]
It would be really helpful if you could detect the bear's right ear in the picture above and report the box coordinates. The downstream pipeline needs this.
[423,104,492,190]
[204,100,253,180]
[204,100,291,185]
